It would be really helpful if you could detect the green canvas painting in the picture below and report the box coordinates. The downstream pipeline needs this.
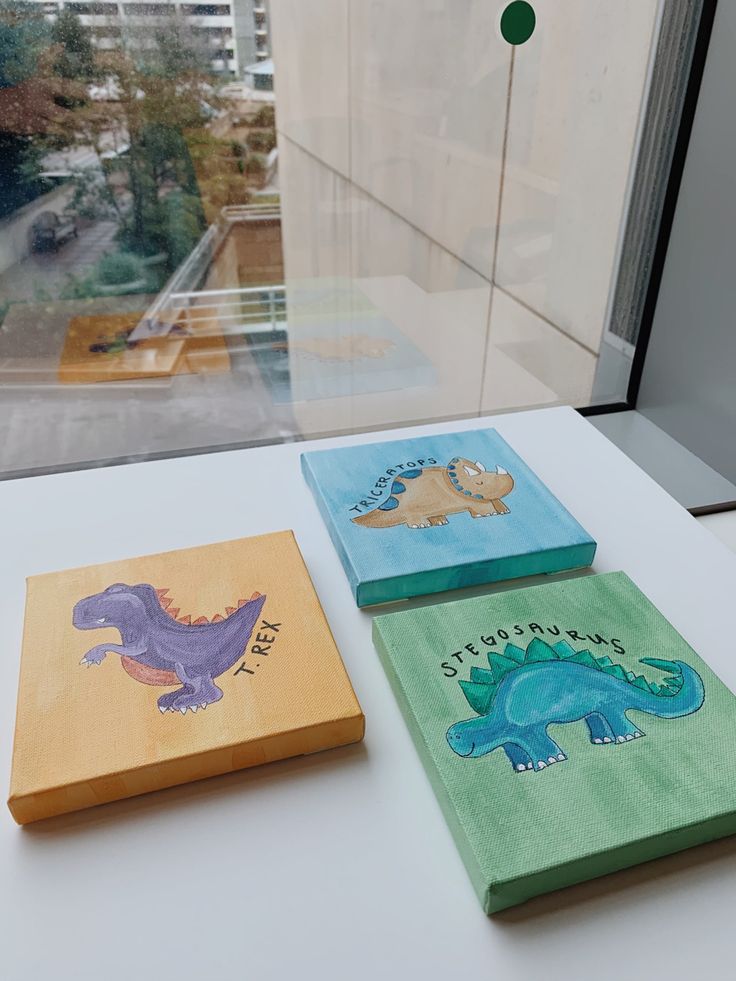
[372,572,736,913]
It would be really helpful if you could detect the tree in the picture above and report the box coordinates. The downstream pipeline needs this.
[0,3,94,218]
[48,23,216,268]
[51,9,96,85]
[0,2,50,218]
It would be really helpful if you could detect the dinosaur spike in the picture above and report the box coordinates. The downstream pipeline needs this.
[193,616,209,625]
[212,614,225,622]
[459,680,496,716]
[237,598,247,608]
[159,597,172,609]
[226,607,236,615]
[602,664,629,682]
[470,666,496,686]
[250,591,262,601]
[525,638,559,662]
[596,655,614,668]
[626,671,636,682]
[155,588,169,599]
[640,657,681,674]
[567,650,600,670]
[502,643,526,664]
[552,640,577,659]
[488,652,521,680]
[178,615,192,625]
[168,608,180,619]
[631,675,652,692]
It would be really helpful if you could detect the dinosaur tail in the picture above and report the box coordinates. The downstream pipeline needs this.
[352,508,398,528]
[632,658,705,719]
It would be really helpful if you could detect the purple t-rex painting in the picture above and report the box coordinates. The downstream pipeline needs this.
[73,583,266,714]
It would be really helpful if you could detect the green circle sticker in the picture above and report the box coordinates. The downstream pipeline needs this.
[500,1,536,45]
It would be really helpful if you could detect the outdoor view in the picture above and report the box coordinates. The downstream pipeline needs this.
[0,0,664,475]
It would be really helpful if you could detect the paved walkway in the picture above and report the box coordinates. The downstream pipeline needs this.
[0,220,118,303]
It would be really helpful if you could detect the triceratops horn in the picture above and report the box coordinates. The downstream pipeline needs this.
[474,461,487,472]
[495,466,508,475]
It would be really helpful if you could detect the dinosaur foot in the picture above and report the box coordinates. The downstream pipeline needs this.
[615,730,644,743]
[534,753,566,771]
[593,730,644,744]
[79,651,105,666]
[157,686,222,715]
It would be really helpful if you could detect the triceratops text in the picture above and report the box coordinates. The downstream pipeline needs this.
[347,458,438,515]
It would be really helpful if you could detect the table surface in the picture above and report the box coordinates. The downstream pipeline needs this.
[2,406,736,981]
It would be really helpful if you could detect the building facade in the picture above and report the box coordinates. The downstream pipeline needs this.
[35,0,270,77]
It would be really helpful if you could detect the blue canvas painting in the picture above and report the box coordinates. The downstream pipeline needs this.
[301,429,597,606]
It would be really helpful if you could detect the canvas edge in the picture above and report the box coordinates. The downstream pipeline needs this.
[371,618,491,910]
[300,453,361,602]
[7,711,366,825]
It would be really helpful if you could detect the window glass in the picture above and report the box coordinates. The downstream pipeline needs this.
[0,0,696,475]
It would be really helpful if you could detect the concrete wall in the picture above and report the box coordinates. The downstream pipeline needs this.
[269,0,661,429]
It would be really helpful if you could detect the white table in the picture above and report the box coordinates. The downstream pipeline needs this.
[2,406,736,981]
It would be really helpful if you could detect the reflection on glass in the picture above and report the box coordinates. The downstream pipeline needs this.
[0,1,661,475]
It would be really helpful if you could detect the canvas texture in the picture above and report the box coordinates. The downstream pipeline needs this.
[373,572,736,913]
[301,429,596,606]
[9,532,363,824]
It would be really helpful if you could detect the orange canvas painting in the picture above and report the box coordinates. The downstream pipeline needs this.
[8,532,364,824]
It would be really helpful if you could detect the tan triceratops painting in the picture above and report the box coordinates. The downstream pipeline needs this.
[352,457,515,530]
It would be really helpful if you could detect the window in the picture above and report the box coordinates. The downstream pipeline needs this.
[0,1,716,478]
[66,2,111,14]
[180,5,232,16]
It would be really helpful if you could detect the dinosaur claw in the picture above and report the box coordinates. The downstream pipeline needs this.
[548,756,557,765]
[200,703,207,709]
[537,761,546,770]
[191,705,198,713]
[603,737,612,744]
[625,734,634,741]
[80,657,87,665]
[515,764,526,772]
[633,731,642,738]
[616,736,626,743]
[593,738,603,744]
[179,707,187,714]
[159,705,167,714]
[557,753,565,761]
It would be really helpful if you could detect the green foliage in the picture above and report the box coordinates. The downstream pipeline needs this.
[246,129,276,153]
[0,1,49,88]
[252,105,275,128]
[58,271,98,300]
[96,251,146,286]
[0,2,52,218]
[161,190,207,267]
[245,153,266,176]
[51,9,95,82]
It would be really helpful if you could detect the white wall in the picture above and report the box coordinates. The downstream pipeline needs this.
[269,0,660,427]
